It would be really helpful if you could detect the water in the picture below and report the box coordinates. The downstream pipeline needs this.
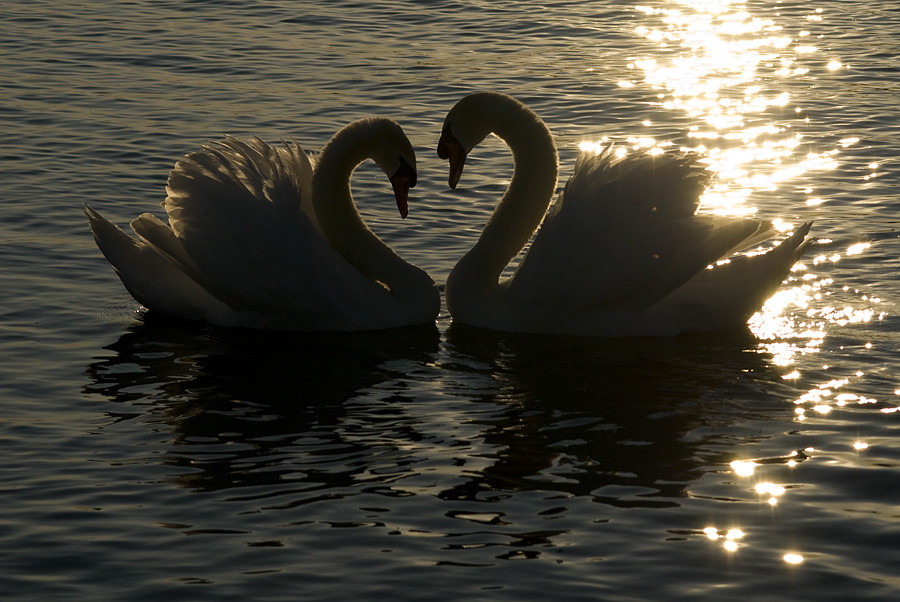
[2,0,899,599]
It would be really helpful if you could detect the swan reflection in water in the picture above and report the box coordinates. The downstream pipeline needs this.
[84,317,798,510]
[84,318,440,492]
[437,323,799,506]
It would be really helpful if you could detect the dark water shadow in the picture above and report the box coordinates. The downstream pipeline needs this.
[84,317,442,492]
[438,323,795,507]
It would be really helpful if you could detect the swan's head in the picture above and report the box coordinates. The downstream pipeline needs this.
[386,154,416,219]
[437,92,528,189]
[437,97,493,190]
[371,119,417,219]
[341,117,418,218]
[437,126,467,190]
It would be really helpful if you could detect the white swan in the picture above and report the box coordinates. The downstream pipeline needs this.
[86,117,440,331]
[437,92,812,336]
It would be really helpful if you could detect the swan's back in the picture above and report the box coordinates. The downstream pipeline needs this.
[508,146,793,331]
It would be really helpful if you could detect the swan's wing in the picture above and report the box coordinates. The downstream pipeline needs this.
[165,136,314,238]
[509,147,779,315]
[156,136,343,316]
[559,146,709,220]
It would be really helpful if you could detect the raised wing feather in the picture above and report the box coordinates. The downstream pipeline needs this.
[165,136,314,237]
[150,136,350,318]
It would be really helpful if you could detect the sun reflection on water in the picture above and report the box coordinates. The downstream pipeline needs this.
[714,448,812,559]
[625,0,850,221]
[618,0,883,371]
[748,249,883,371]
[789,370,885,423]
[702,526,745,553]
[622,4,886,566]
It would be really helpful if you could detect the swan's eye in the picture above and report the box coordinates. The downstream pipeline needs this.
[437,126,456,160]
[394,156,417,188]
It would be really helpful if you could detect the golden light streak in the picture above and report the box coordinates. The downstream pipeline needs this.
[730,459,757,477]
[627,1,878,376]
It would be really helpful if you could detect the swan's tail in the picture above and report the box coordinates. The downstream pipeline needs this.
[85,203,144,276]
[708,220,813,299]
[783,220,815,261]
[84,204,232,321]
[651,221,814,330]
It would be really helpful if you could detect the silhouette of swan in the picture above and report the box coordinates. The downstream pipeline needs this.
[86,118,439,331]
[437,92,812,336]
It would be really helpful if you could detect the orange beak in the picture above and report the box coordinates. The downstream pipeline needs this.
[389,157,417,219]
[437,128,467,189]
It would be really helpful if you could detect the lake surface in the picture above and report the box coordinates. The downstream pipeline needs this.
[3,0,899,599]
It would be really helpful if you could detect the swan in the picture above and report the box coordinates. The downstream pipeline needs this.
[437,92,812,336]
[86,117,440,331]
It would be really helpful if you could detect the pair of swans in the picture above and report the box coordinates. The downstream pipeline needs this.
[87,92,812,336]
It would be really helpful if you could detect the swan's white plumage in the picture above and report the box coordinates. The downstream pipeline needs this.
[440,92,812,336]
[87,119,439,331]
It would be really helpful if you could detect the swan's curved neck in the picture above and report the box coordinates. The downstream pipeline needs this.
[448,97,559,304]
[312,125,379,257]
[312,123,428,303]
